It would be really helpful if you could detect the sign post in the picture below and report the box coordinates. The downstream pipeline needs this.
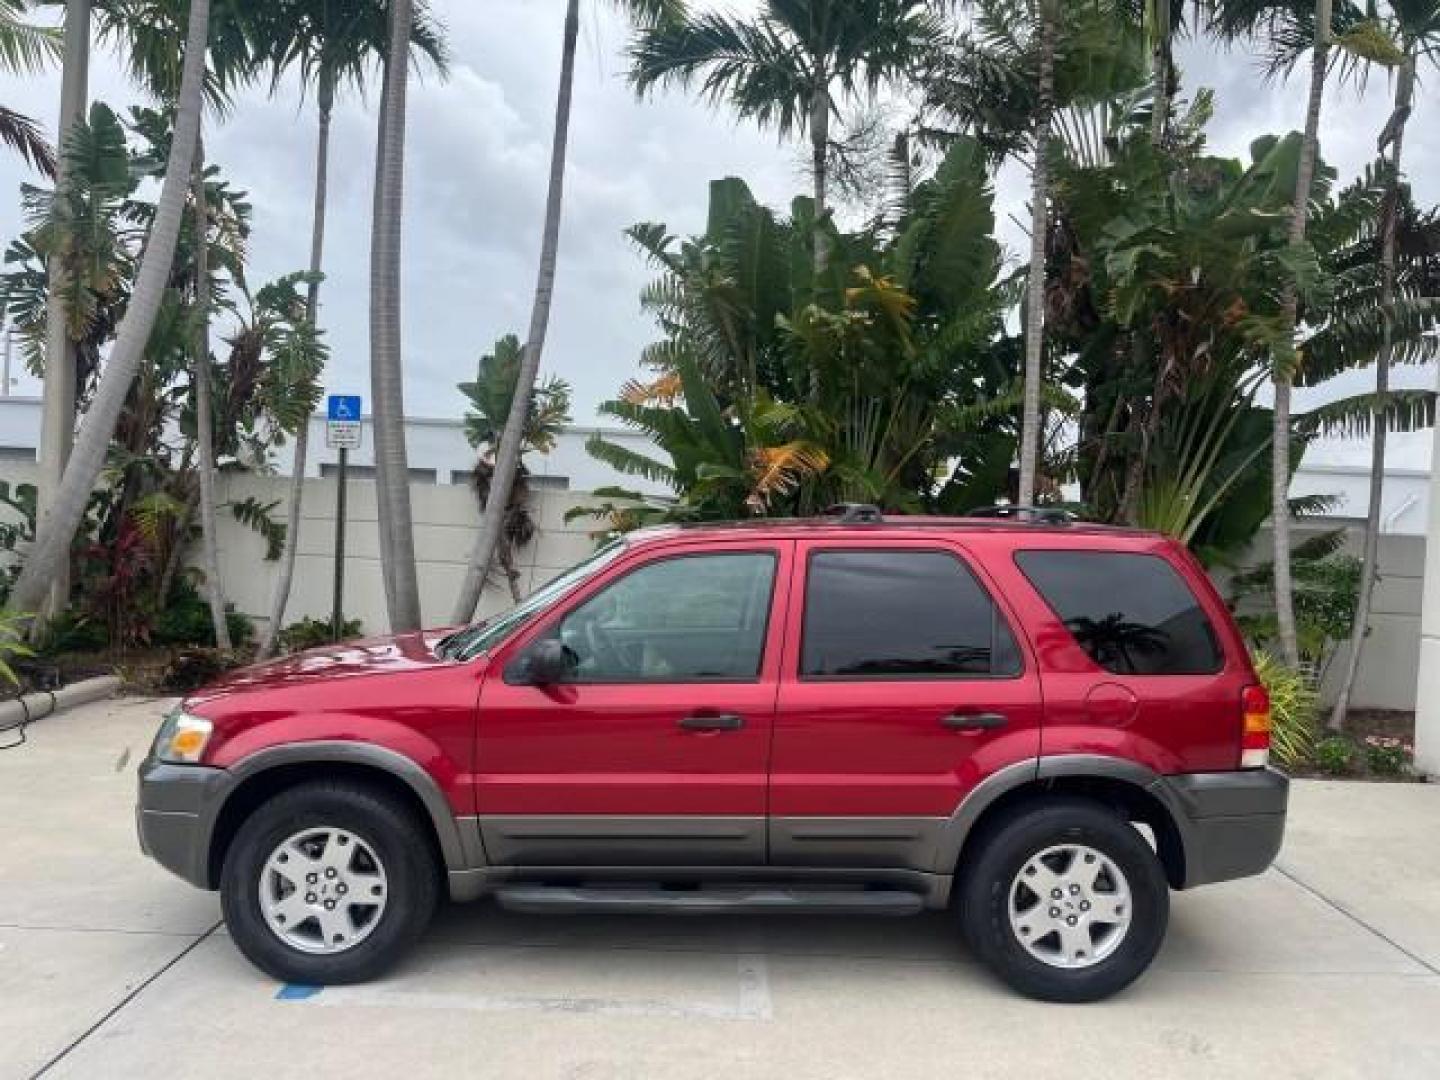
[326,395,363,642]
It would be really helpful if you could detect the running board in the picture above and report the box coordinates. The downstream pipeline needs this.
[493,884,926,916]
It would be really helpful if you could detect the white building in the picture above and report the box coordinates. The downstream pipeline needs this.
[0,394,672,497]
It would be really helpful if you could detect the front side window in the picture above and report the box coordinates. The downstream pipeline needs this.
[553,552,777,682]
[800,549,1021,679]
[1014,550,1223,675]
[443,539,626,661]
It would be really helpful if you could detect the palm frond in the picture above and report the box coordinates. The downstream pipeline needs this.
[584,433,678,487]
[1297,388,1438,438]
[0,104,55,177]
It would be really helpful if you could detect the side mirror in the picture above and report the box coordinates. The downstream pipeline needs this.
[520,638,576,686]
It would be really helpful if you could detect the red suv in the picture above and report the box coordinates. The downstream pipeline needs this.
[138,509,1287,1002]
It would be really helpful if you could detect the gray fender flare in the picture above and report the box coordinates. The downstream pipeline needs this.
[930,754,1179,875]
[218,741,486,874]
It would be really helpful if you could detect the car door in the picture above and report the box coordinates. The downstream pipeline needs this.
[476,539,792,866]
[769,538,1043,870]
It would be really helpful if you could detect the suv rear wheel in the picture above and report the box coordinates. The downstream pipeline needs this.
[221,781,439,984]
[958,797,1169,1002]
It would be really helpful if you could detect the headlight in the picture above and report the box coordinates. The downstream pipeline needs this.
[152,711,214,764]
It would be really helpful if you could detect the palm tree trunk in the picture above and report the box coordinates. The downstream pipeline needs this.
[1272,0,1332,671]
[191,132,230,650]
[370,0,422,632]
[451,0,579,625]
[34,0,91,626]
[1329,54,1413,732]
[1017,0,1056,508]
[810,77,829,274]
[6,0,209,618]
[1148,0,1171,143]
[258,68,334,659]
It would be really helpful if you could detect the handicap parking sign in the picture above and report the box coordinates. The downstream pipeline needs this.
[326,395,363,449]
[328,395,361,422]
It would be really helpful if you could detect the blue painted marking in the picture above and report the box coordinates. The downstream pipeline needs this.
[327,395,361,421]
[276,983,324,1001]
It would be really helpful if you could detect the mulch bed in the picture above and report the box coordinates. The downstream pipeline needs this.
[5,645,255,698]
[1288,709,1425,782]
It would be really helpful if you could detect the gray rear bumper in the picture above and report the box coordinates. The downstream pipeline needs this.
[1151,768,1289,888]
[136,756,234,890]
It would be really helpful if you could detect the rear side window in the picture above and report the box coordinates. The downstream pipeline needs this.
[1014,550,1223,675]
[801,550,1021,679]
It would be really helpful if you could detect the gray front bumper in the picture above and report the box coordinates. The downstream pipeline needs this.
[136,756,235,890]
[1151,768,1289,888]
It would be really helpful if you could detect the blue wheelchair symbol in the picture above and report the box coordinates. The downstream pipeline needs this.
[328,395,362,422]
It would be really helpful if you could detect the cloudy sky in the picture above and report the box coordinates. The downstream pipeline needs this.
[1,1,1436,467]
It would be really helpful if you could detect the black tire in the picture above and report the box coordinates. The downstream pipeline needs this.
[221,781,439,984]
[958,797,1169,1003]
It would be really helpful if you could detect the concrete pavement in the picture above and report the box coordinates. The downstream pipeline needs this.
[3,697,1438,1080]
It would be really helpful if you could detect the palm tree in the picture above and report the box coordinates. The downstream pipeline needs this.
[189,136,230,648]
[369,0,421,632]
[630,0,939,272]
[92,0,270,649]
[458,334,571,603]
[5,0,210,618]
[925,1,1143,507]
[1205,0,1346,669]
[1331,0,1440,730]
[33,0,84,625]
[449,0,679,625]
[255,0,446,658]
[1017,0,1057,507]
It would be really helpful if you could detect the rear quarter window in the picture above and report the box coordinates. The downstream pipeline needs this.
[1014,550,1223,675]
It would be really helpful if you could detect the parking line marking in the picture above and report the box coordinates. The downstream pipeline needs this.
[276,952,773,1022]
[276,983,324,1000]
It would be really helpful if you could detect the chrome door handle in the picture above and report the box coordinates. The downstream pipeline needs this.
[942,712,1008,731]
[679,713,744,732]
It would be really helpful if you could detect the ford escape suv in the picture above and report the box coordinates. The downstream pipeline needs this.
[138,508,1288,1002]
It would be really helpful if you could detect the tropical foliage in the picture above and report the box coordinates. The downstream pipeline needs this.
[459,333,572,600]
[574,136,1029,529]
[0,102,326,649]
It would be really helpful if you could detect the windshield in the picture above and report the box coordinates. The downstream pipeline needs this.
[437,539,627,662]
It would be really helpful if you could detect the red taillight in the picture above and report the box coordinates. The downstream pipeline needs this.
[1240,684,1271,769]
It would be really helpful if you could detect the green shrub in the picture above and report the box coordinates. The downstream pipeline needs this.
[279,616,363,654]
[153,588,255,649]
[1250,651,1318,768]
[1314,736,1355,776]
[1363,736,1412,776]
[226,611,256,648]
[38,611,109,654]
[0,609,34,685]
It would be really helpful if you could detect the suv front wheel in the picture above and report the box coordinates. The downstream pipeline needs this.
[959,797,1169,1002]
[221,781,439,984]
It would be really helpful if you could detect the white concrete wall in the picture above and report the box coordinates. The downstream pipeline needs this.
[214,471,607,634]
[1237,522,1423,712]
[0,458,612,635]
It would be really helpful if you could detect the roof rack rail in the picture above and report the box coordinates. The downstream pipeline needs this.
[823,503,885,524]
[967,505,1078,525]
